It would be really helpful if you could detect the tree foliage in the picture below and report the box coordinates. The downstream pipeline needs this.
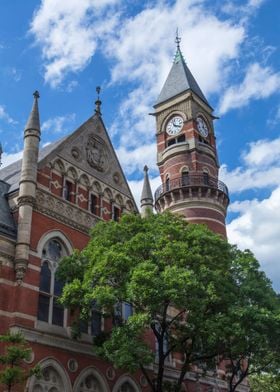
[250,373,280,392]
[0,332,41,392]
[58,212,280,392]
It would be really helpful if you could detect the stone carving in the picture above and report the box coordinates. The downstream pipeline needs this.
[17,195,35,207]
[71,147,81,161]
[86,135,108,172]
[35,189,99,234]
[113,172,120,184]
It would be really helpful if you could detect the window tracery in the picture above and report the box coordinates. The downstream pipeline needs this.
[32,366,65,392]
[37,239,67,326]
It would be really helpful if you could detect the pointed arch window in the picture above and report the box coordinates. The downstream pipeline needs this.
[182,170,189,186]
[37,239,67,327]
[165,176,170,192]
[203,171,209,185]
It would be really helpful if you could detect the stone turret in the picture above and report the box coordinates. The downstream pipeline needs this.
[140,165,153,217]
[15,91,41,283]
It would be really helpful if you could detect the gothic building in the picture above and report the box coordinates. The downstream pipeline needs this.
[0,40,238,392]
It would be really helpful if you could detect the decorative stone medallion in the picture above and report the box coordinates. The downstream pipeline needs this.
[113,172,120,184]
[71,146,81,161]
[106,367,116,380]
[67,358,78,372]
[86,135,108,172]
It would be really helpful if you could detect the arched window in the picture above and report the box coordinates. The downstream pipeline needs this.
[37,239,68,327]
[118,382,137,392]
[32,366,65,392]
[203,171,209,185]
[73,367,110,392]
[28,359,72,392]
[77,374,103,391]
[165,176,170,192]
[182,170,189,186]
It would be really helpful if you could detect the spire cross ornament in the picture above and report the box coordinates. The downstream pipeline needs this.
[175,28,181,48]
[96,86,101,100]
[95,86,102,115]
[33,90,40,99]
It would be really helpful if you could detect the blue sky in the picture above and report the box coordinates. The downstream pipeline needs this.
[0,0,280,290]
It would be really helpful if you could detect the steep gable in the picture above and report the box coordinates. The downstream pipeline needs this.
[39,113,134,200]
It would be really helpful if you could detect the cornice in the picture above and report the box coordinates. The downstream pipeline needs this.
[34,189,101,234]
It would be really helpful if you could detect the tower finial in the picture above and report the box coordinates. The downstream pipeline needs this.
[95,86,102,115]
[175,28,181,49]
[33,90,40,99]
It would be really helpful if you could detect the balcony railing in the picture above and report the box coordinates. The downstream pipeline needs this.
[154,174,229,201]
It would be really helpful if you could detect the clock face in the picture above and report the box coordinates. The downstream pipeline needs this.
[166,116,183,136]
[196,117,209,138]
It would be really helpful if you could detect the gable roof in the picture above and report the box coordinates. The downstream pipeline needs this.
[154,47,210,108]
[0,137,66,192]
[0,113,136,206]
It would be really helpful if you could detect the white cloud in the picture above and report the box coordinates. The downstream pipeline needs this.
[1,150,23,168]
[30,0,119,87]
[243,138,280,167]
[220,137,280,193]
[106,0,244,96]
[116,143,158,176]
[219,63,280,114]
[221,0,266,19]
[105,0,244,172]
[0,105,17,125]
[219,136,280,291]
[227,187,280,292]
[41,113,76,133]
[65,80,79,92]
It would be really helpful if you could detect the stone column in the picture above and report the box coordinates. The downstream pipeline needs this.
[15,91,41,284]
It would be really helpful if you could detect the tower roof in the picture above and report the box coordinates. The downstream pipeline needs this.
[155,45,210,108]
[25,90,41,133]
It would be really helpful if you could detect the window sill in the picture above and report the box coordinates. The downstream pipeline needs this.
[35,320,69,337]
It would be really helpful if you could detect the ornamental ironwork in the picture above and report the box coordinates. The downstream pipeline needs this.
[154,173,228,201]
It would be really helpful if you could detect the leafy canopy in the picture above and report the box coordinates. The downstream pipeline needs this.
[58,212,280,392]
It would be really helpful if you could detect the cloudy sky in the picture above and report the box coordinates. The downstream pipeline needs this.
[0,0,279,290]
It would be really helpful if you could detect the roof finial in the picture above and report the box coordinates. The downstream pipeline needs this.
[175,28,181,49]
[0,142,3,167]
[95,86,102,115]
[33,90,40,99]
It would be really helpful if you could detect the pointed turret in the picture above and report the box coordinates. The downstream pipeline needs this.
[140,165,153,217]
[25,90,40,133]
[155,38,210,108]
[15,91,41,284]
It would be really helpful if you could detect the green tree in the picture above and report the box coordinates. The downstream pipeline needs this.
[57,212,280,392]
[220,249,280,392]
[250,373,280,392]
[0,332,40,392]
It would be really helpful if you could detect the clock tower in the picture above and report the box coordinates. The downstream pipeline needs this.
[153,37,229,237]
